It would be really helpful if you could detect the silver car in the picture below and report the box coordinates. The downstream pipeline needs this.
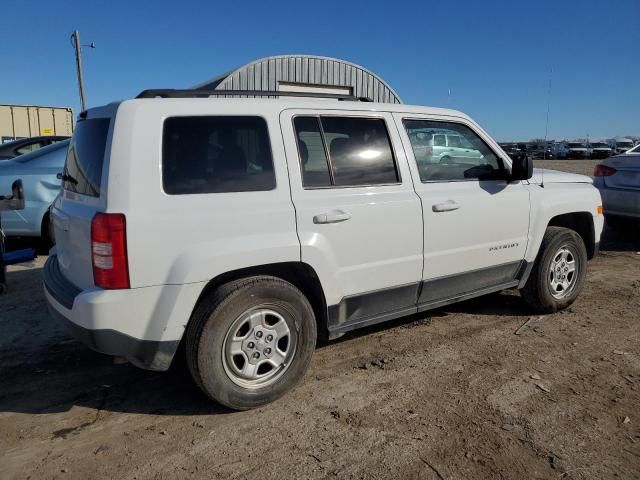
[593,153,640,226]
[408,130,484,164]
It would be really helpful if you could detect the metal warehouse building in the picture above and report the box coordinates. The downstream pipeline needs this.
[194,55,402,104]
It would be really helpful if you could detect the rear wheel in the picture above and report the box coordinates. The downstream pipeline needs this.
[521,227,587,313]
[186,276,316,410]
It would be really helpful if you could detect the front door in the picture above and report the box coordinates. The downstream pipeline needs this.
[280,110,423,334]
[395,114,531,308]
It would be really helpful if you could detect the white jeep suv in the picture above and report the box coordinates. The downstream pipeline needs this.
[44,90,604,410]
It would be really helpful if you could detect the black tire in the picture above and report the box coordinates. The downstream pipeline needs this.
[440,155,452,163]
[521,227,588,313]
[185,275,317,410]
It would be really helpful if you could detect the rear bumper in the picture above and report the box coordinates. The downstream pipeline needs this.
[597,186,640,218]
[43,255,203,371]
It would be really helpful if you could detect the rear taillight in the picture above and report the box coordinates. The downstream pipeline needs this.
[91,213,130,289]
[594,164,617,177]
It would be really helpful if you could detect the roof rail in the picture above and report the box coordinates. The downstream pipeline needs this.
[135,89,372,102]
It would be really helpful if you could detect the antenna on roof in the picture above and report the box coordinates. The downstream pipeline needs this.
[541,66,553,188]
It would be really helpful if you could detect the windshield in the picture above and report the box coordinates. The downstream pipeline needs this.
[618,142,634,148]
[590,143,608,148]
[568,143,586,148]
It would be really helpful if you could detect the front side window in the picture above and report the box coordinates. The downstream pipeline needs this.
[162,116,275,195]
[404,120,504,182]
[293,116,399,187]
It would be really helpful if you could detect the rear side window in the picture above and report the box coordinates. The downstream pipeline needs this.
[63,118,110,196]
[293,117,332,187]
[293,116,399,188]
[162,116,275,195]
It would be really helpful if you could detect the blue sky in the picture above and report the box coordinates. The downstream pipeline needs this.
[1,0,638,141]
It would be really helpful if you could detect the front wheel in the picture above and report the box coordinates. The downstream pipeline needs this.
[521,227,588,313]
[186,276,317,410]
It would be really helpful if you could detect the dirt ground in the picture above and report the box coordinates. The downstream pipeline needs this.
[1,161,639,480]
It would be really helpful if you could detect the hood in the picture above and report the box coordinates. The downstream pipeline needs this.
[529,168,593,185]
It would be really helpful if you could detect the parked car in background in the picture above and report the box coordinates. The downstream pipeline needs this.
[593,152,640,227]
[608,137,635,155]
[528,144,554,160]
[556,141,589,159]
[498,143,529,162]
[588,142,613,159]
[408,129,485,164]
[0,139,68,242]
[0,135,69,161]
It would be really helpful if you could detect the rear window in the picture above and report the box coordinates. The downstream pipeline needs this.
[162,116,275,195]
[63,118,110,196]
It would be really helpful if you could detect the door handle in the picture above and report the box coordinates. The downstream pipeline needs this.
[313,211,352,224]
[432,201,460,213]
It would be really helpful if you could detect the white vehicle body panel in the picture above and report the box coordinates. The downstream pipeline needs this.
[525,183,603,263]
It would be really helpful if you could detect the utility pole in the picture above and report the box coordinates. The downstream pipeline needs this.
[71,30,95,112]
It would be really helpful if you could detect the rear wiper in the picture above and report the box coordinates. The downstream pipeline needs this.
[56,171,78,185]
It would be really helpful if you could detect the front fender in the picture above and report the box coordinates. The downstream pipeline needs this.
[525,183,603,262]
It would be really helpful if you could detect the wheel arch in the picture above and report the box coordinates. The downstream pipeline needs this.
[547,212,596,259]
[191,262,329,341]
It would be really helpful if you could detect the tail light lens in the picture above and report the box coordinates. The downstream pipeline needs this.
[91,213,130,289]
[594,164,616,177]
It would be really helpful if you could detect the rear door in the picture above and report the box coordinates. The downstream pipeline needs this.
[280,109,423,332]
[51,109,114,289]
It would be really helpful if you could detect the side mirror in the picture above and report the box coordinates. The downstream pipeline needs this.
[510,155,533,181]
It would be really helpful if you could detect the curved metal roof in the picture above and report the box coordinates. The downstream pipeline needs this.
[194,55,402,104]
